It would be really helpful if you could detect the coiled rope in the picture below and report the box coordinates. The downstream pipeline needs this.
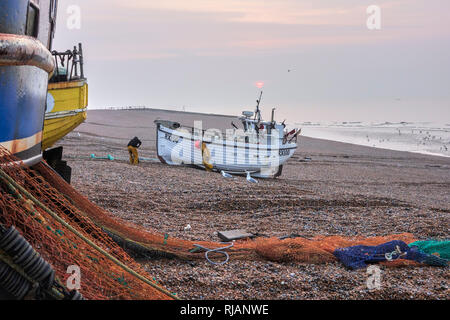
[191,242,234,265]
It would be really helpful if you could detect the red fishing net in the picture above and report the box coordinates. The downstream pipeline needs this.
[0,147,174,300]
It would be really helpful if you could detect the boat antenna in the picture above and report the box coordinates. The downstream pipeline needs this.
[254,91,263,123]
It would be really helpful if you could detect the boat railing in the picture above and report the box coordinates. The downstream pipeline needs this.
[155,120,295,145]
[49,43,85,83]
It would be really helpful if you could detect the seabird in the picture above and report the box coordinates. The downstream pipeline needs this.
[246,172,258,184]
[221,171,233,178]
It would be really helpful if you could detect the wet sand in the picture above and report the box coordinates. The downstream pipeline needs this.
[55,109,449,300]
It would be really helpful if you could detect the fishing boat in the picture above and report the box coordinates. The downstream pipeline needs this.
[42,43,88,150]
[155,92,300,178]
[0,0,58,165]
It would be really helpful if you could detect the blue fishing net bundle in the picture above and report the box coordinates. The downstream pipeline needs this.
[333,240,448,270]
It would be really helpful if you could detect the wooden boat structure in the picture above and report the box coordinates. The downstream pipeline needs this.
[155,92,301,178]
[42,43,88,150]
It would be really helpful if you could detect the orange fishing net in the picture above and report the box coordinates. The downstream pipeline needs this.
[32,153,419,267]
[0,148,174,300]
[0,146,422,300]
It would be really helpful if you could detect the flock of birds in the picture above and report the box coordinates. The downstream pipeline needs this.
[364,129,449,152]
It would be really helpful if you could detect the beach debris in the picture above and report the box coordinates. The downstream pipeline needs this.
[88,153,159,163]
[221,171,233,178]
[90,153,114,161]
[279,233,301,240]
[184,224,191,231]
[246,172,258,184]
[190,242,234,265]
[218,229,254,242]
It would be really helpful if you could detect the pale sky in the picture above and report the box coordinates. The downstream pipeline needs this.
[54,0,450,123]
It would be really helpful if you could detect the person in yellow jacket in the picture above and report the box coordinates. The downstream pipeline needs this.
[127,136,142,165]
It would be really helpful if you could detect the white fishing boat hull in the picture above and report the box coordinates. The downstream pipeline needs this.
[155,121,297,178]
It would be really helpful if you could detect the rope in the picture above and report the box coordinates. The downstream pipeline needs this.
[0,167,180,300]
[384,245,407,261]
[192,242,234,265]
[65,154,159,162]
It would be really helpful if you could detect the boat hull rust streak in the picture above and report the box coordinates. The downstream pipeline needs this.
[0,131,43,155]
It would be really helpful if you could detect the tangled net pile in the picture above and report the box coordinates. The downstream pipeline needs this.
[0,147,423,299]
[0,148,175,300]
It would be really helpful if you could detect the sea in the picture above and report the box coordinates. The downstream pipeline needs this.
[294,121,450,158]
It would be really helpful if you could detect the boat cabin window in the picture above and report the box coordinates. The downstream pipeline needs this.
[26,1,40,38]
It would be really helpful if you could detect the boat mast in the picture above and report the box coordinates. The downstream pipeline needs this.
[78,43,84,79]
[254,91,263,123]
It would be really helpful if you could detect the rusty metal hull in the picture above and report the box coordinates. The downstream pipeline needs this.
[0,0,57,166]
[0,33,55,74]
